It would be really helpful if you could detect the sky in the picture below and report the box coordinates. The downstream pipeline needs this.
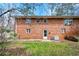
[0,3,50,16]
[0,3,79,16]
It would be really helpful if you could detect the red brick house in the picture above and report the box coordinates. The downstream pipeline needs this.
[15,16,79,41]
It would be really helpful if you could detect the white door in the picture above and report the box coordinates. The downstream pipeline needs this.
[43,30,48,39]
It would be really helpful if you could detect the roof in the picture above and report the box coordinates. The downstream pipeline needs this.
[14,16,79,19]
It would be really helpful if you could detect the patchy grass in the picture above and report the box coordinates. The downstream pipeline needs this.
[64,41,79,55]
[23,41,76,56]
[0,40,79,56]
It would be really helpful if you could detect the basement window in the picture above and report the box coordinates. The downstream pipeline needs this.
[64,19,73,26]
[25,18,31,24]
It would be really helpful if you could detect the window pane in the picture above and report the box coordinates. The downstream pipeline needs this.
[36,18,41,23]
[44,19,48,23]
[25,18,31,24]
[26,29,31,34]
[36,20,40,23]
[64,19,73,26]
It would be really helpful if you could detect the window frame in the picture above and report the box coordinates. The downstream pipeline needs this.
[25,18,32,24]
[36,18,41,23]
[43,18,48,23]
[26,29,31,34]
[64,18,73,26]
[60,28,66,33]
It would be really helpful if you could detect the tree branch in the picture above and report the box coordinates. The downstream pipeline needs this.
[0,8,16,17]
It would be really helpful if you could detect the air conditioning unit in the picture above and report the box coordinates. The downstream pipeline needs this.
[53,35,59,41]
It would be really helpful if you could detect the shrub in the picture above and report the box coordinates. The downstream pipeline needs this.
[8,32,17,40]
[65,36,78,42]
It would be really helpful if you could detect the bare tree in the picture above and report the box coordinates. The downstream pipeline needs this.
[19,3,36,16]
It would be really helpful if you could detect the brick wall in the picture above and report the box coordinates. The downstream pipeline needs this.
[15,18,79,41]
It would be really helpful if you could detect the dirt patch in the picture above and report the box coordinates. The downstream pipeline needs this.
[64,40,79,55]
[0,48,32,56]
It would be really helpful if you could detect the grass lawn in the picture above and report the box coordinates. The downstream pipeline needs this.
[25,42,79,56]
[0,40,79,56]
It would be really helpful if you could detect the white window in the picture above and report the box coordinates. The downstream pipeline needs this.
[61,28,66,33]
[36,18,48,24]
[25,18,31,24]
[64,19,73,26]
[26,29,31,34]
